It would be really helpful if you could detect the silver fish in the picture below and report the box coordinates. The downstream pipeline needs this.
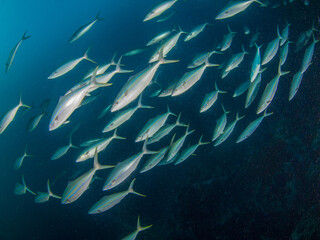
[121,216,152,240]
[140,146,169,173]
[146,30,172,46]
[212,105,230,141]
[245,70,264,109]
[200,82,226,113]
[68,12,103,43]
[0,94,30,134]
[261,26,282,65]
[26,112,45,132]
[88,178,145,214]
[14,146,32,170]
[289,71,303,101]
[300,35,318,74]
[35,179,61,203]
[5,32,31,72]
[48,48,96,79]
[51,136,77,160]
[220,25,236,52]
[124,48,148,57]
[233,81,250,98]
[14,175,35,195]
[143,0,178,22]
[184,23,209,42]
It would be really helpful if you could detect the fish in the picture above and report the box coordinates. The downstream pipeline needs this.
[124,48,148,56]
[172,57,219,96]
[140,146,169,173]
[175,136,210,165]
[111,48,179,112]
[212,105,230,141]
[233,81,250,98]
[294,23,318,53]
[97,104,111,120]
[157,82,176,97]
[156,10,175,22]
[200,82,226,113]
[184,23,209,42]
[300,35,318,74]
[149,26,187,63]
[244,25,250,35]
[76,129,126,162]
[289,71,304,101]
[68,12,103,43]
[236,110,273,143]
[214,113,245,147]
[215,0,264,20]
[103,140,157,191]
[279,40,292,66]
[261,26,282,65]
[61,149,114,204]
[14,146,32,170]
[5,31,31,73]
[188,50,222,69]
[143,0,178,22]
[280,21,291,46]
[0,93,30,135]
[245,70,264,109]
[223,45,248,74]
[146,30,172,46]
[83,53,117,80]
[26,112,46,132]
[103,96,153,133]
[136,106,176,142]
[256,63,289,114]
[80,138,102,147]
[220,25,236,52]
[48,48,96,79]
[14,175,35,195]
[88,178,145,214]
[147,113,187,144]
[250,44,262,82]
[166,125,195,162]
[49,67,111,131]
[51,136,77,160]
[35,180,61,203]
[121,216,152,240]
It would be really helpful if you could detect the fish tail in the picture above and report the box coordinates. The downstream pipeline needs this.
[47,180,61,199]
[170,133,176,145]
[205,55,219,67]
[19,92,31,109]
[116,56,133,73]
[236,112,245,121]
[242,45,249,55]
[278,63,290,76]
[95,11,104,21]
[252,0,266,6]
[142,138,158,155]
[177,25,188,35]
[276,25,283,40]
[185,124,195,136]
[137,95,153,109]
[227,24,236,35]
[167,105,177,117]
[158,46,179,64]
[112,128,126,140]
[222,103,230,114]
[137,216,153,232]
[69,135,78,148]
[263,110,273,118]
[93,148,115,170]
[110,52,117,65]
[26,187,36,195]
[128,178,146,197]
[84,47,97,64]
[176,113,188,127]
[22,31,31,41]
[199,135,210,145]
[215,82,227,94]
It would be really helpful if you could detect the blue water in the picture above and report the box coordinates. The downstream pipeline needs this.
[0,0,320,239]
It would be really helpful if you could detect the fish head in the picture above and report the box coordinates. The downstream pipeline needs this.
[76,151,90,162]
[103,179,117,191]
[49,117,60,131]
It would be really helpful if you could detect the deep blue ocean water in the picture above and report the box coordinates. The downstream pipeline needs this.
[0,0,320,239]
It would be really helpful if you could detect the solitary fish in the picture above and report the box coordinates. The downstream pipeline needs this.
[0,94,30,135]
[212,105,230,141]
[245,70,264,109]
[61,149,114,204]
[103,140,157,191]
[250,44,262,82]
[220,25,236,52]
[88,178,145,214]
[289,71,304,101]
[175,136,210,165]
[144,0,178,22]
[124,48,148,57]
[140,146,169,173]
[215,0,264,20]
[233,81,250,98]
[48,48,96,79]
[103,96,152,133]
[14,175,35,195]
[200,82,226,113]
[14,146,32,170]
[279,41,292,66]
[121,216,152,240]
[236,110,273,143]
[26,112,46,132]
[76,129,125,162]
[5,32,31,73]
[146,30,172,46]
[261,26,282,65]
[112,49,178,112]
[51,136,77,160]
[35,180,61,203]
[280,21,291,46]
[172,57,219,96]
[224,45,249,73]
[68,12,103,43]
[184,23,209,42]
[136,106,176,142]
[188,50,222,69]
[256,63,289,114]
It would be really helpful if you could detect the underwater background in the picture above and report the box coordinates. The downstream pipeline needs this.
[0,0,320,239]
